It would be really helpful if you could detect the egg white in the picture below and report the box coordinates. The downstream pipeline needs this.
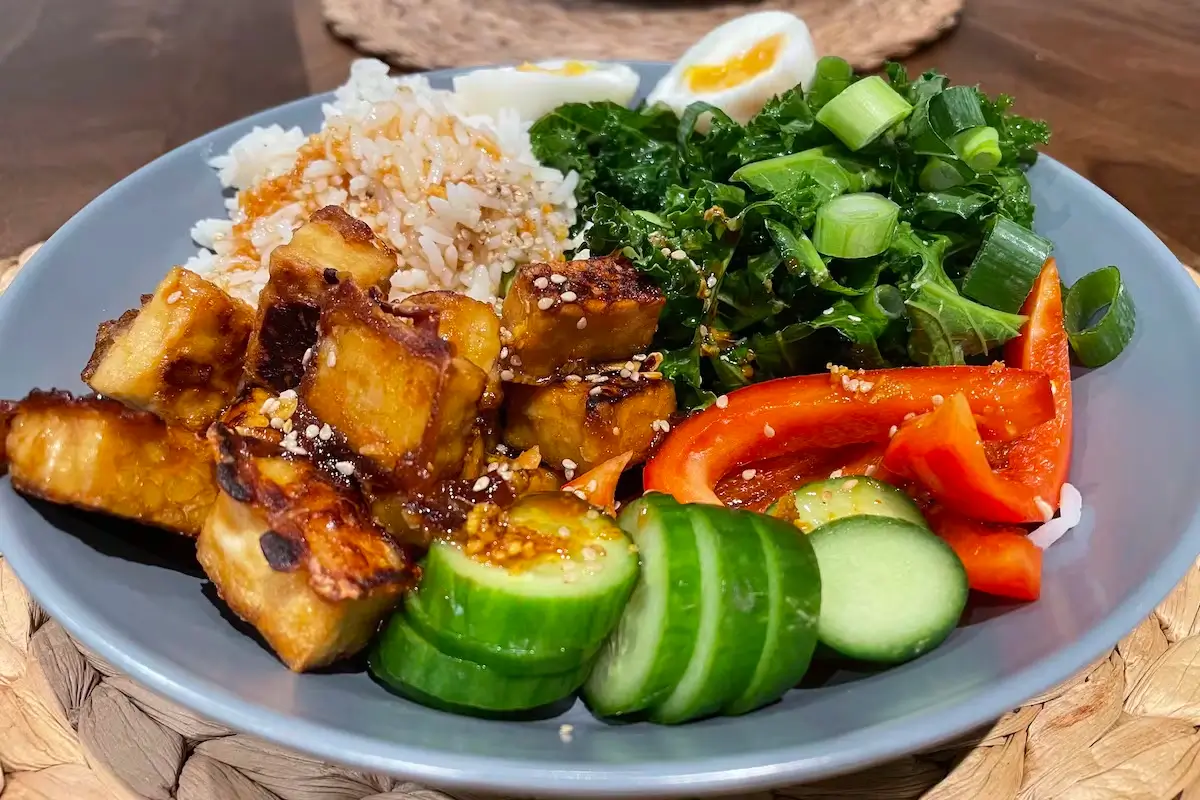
[453,61,640,122]
[648,11,819,126]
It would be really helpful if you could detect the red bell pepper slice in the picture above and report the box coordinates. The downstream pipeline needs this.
[925,505,1043,601]
[644,366,1055,506]
[883,392,1048,523]
[883,260,1072,523]
[562,451,632,515]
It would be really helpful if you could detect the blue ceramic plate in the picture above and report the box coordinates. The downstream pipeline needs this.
[1,63,1198,797]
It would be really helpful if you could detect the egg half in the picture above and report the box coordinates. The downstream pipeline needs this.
[453,61,640,122]
[648,11,819,126]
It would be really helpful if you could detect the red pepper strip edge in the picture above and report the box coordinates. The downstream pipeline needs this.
[644,366,1055,506]
[925,506,1043,601]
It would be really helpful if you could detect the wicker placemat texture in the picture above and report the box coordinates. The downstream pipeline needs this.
[2,244,1200,799]
[320,0,964,73]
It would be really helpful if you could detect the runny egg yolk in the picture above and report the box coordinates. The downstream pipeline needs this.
[516,61,594,76]
[684,33,785,93]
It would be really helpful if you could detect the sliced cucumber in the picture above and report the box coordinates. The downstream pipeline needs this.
[769,476,926,534]
[724,511,821,715]
[414,493,638,668]
[404,592,595,676]
[583,493,704,717]
[369,614,589,713]
[808,515,968,664]
[648,505,771,724]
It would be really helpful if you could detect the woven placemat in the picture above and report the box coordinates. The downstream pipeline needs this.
[2,244,1200,799]
[321,0,964,73]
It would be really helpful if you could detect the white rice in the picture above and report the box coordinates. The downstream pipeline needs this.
[185,59,580,306]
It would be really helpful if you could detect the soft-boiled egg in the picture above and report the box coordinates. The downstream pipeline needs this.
[453,61,640,122]
[648,11,819,126]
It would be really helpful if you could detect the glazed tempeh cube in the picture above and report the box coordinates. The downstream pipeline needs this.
[397,290,503,406]
[0,400,15,476]
[503,375,676,471]
[5,391,217,535]
[244,206,398,391]
[301,281,487,484]
[82,267,254,432]
[500,256,665,379]
[199,426,414,671]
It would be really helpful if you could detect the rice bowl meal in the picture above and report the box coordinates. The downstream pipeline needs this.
[0,9,1144,729]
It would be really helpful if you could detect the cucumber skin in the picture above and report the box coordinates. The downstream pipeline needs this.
[809,515,968,665]
[369,613,590,713]
[769,476,927,534]
[414,495,639,664]
[724,512,821,716]
[404,593,597,677]
[649,505,771,724]
[583,494,705,717]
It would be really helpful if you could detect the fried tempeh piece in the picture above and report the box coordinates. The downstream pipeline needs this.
[5,391,217,535]
[245,206,398,391]
[504,376,676,471]
[0,400,16,476]
[301,281,486,485]
[199,426,414,671]
[500,256,665,379]
[397,290,503,407]
[82,267,254,432]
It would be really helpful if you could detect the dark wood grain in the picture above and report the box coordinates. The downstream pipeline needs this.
[1,0,1197,268]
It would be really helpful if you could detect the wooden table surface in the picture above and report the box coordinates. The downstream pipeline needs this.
[1,0,1198,266]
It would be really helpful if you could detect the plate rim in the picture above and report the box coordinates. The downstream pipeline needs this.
[3,63,1199,797]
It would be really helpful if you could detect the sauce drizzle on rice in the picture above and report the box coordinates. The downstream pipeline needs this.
[186,59,580,307]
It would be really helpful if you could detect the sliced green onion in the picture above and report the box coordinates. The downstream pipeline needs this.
[949,126,1002,172]
[929,86,988,139]
[816,77,913,152]
[1064,266,1136,367]
[807,56,856,111]
[919,157,965,191]
[499,267,518,297]
[813,193,900,259]
[961,216,1054,312]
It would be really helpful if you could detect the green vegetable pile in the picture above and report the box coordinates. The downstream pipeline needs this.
[530,58,1132,408]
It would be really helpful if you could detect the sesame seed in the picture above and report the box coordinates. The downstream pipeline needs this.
[487,462,498,473]
[633,354,647,362]
[318,424,333,441]
[564,374,582,383]
[931,394,944,406]
[166,291,182,305]
[577,317,588,330]
[572,489,587,500]
[559,724,574,743]
[715,395,729,409]
[903,412,916,421]
[550,273,567,284]
[533,276,549,289]
[302,348,314,367]
[585,373,603,382]
[500,347,509,358]
[612,426,620,435]
[304,424,320,439]
[658,420,670,432]
[537,296,555,311]
[842,479,859,491]
[865,465,878,476]
[707,275,717,288]
[327,348,337,368]
[830,469,844,479]
[823,307,835,315]
[670,249,687,260]
[500,369,515,381]
[558,526,571,538]
[620,369,631,378]
[510,355,522,367]
[260,398,280,415]
[560,291,578,302]
[334,461,356,477]
[742,469,757,480]
[660,247,672,257]
[279,389,297,401]
[472,476,491,492]
[625,361,637,371]
[586,480,598,493]
[269,417,284,430]
[589,386,603,396]
[889,425,898,437]
[586,509,600,520]
[763,423,776,438]
[848,315,862,322]
[562,459,577,471]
